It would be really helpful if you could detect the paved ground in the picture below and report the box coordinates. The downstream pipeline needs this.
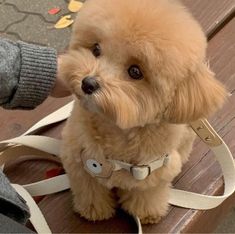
[0,0,76,52]
[0,0,234,232]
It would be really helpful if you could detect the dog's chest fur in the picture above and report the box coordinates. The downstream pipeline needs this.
[66,102,188,165]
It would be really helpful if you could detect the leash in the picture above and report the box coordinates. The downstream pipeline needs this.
[1,101,234,233]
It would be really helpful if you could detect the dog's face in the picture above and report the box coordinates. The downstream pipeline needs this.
[60,0,226,129]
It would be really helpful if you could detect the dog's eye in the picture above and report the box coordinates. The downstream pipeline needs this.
[128,65,143,80]
[92,43,101,57]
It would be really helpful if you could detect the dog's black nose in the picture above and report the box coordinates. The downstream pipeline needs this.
[81,76,100,95]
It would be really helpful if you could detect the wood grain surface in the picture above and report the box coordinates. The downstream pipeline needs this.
[182,0,235,38]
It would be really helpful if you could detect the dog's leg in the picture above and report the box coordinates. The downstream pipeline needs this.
[177,127,196,163]
[118,182,170,224]
[63,158,116,221]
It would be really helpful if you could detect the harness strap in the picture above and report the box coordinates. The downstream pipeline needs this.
[109,155,169,180]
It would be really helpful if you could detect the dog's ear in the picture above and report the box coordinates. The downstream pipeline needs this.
[164,63,227,123]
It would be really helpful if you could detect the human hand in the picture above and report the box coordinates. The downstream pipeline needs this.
[50,57,71,98]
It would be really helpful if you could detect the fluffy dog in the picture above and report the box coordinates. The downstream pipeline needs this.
[59,0,226,224]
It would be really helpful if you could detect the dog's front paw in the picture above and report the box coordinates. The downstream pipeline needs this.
[121,196,166,224]
[74,199,115,221]
[140,215,161,224]
[119,185,169,224]
[122,202,164,224]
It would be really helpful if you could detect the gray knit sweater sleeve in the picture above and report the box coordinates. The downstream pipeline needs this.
[0,38,57,109]
[0,170,30,224]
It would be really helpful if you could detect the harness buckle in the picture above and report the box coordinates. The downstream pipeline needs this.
[130,165,151,180]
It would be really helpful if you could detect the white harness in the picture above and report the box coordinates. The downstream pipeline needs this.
[0,101,235,234]
[85,154,170,180]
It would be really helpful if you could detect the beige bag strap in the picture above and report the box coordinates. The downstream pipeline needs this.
[170,119,235,209]
[22,101,74,136]
[0,102,73,234]
[12,184,52,234]
[1,102,234,234]
[0,145,67,234]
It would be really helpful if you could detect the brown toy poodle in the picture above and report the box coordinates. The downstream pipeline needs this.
[59,0,226,224]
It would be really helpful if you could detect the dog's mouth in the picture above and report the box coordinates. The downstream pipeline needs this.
[79,95,101,113]
[70,81,117,124]
[71,81,102,114]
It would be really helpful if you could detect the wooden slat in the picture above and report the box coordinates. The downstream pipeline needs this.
[40,194,138,233]
[0,97,71,141]
[182,0,235,38]
[1,1,235,233]
[182,189,235,233]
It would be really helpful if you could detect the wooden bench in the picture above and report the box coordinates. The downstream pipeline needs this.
[1,0,235,232]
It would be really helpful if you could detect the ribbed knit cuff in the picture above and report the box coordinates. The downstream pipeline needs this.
[4,42,57,109]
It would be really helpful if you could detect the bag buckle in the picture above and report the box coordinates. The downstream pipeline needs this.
[191,119,222,147]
